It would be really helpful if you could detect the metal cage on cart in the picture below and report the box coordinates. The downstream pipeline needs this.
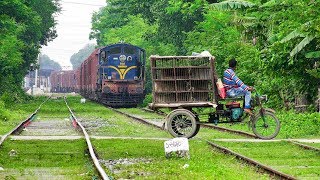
[149,55,280,139]
[149,55,219,109]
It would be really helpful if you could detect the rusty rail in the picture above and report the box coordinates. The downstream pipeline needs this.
[0,96,51,147]
[289,141,320,152]
[205,139,296,180]
[109,107,163,130]
[110,108,297,179]
[140,108,258,138]
[64,97,109,180]
[200,124,257,138]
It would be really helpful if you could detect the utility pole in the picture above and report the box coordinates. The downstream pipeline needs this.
[35,53,40,88]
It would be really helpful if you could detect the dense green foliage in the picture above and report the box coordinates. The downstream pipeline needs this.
[70,44,96,69]
[0,0,59,102]
[91,0,319,110]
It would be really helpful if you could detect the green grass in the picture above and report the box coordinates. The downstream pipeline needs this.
[93,139,269,179]
[197,127,249,139]
[65,96,171,138]
[217,110,320,139]
[0,140,97,179]
[118,107,255,139]
[213,141,320,178]
[118,108,164,120]
[0,96,48,135]
[36,97,70,118]
[121,107,252,139]
[153,106,320,139]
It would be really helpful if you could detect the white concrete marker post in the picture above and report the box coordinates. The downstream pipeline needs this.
[81,98,86,103]
[164,137,190,158]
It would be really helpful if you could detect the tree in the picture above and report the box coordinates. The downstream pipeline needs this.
[0,0,60,100]
[39,54,61,71]
[70,44,96,69]
[209,0,320,108]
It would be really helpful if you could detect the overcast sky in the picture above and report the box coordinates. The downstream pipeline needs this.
[41,0,106,69]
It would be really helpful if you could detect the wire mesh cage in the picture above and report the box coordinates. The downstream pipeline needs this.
[150,56,218,107]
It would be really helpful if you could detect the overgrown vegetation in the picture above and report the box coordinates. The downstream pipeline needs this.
[0,0,59,111]
[91,0,319,110]
[0,140,97,179]
[66,96,170,138]
[214,141,320,178]
[93,139,269,179]
[217,110,320,139]
[0,96,47,134]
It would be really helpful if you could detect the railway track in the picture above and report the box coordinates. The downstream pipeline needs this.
[64,97,109,180]
[111,107,320,179]
[140,108,320,151]
[0,95,110,180]
[2,97,318,179]
[0,96,51,147]
[140,108,258,138]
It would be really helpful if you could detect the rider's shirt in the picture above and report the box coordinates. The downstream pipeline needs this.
[223,68,248,91]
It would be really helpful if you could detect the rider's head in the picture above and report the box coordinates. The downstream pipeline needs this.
[229,58,237,70]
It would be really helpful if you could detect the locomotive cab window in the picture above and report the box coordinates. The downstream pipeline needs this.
[107,47,121,54]
[124,46,136,55]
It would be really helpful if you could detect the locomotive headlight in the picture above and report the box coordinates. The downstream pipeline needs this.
[127,56,132,61]
[119,55,126,62]
[108,76,112,80]
[134,76,138,80]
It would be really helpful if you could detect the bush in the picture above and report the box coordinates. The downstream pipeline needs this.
[0,100,10,121]
[278,111,320,138]
[140,93,153,107]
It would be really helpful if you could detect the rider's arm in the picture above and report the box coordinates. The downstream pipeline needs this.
[231,73,249,91]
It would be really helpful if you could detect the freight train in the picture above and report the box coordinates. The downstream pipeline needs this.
[49,43,146,107]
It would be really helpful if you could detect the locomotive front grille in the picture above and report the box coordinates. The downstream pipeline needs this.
[101,92,145,107]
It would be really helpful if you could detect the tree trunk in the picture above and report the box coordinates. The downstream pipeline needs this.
[295,94,308,113]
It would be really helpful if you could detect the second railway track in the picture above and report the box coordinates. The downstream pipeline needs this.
[111,106,320,179]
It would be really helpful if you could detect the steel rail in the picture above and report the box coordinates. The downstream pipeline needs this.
[141,108,320,153]
[64,97,109,180]
[0,96,51,147]
[140,108,258,138]
[203,139,296,180]
[201,124,257,138]
[109,107,163,130]
[289,141,320,152]
[112,107,297,180]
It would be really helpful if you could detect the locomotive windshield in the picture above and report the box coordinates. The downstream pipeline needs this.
[108,47,121,54]
[124,46,136,55]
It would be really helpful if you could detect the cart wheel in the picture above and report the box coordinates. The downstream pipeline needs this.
[166,109,200,139]
[252,111,280,139]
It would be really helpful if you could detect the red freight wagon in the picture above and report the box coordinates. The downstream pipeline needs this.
[49,71,59,92]
[80,49,99,99]
[50,70,77,93]
[74,68,80,92]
